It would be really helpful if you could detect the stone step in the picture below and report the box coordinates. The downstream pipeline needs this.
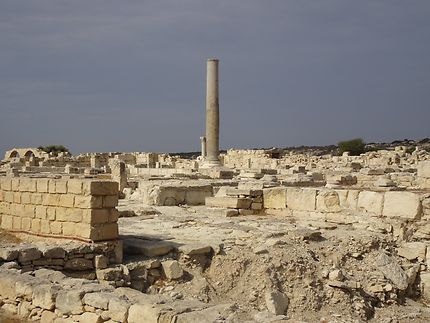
[205,196,252,209]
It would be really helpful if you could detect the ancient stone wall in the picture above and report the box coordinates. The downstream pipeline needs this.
[263,187,429,221]
[0,177,119,242]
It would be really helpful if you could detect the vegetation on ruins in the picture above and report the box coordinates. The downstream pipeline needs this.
[337,138,366,156]
[37,145,70,156]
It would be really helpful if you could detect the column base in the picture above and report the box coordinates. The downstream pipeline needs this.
[200,159,222,169]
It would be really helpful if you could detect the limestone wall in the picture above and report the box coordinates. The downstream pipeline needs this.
[0,177,119,242]
[263,187,429,221]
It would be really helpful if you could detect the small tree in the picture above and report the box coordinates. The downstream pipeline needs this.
[337,138,365,156]
[37,145,70,156]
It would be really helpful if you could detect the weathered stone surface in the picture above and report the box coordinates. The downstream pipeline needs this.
[56,289,85,315]
[417,161,430,178]
[40,310,57,323]
[128,303,160,323]
[421,272,430,301]
[397,242,427,261]
[64,258,94,271]
[265,289,289,315]
[286,188,316,211]
[178,244,212,255]
[357,191,384,216]
[18,247,42,262]
[108,297,130,322]
[162,260,183,280]
[83,292,111,310]
[78,312,103,323]
[316,190,341,212]
[205,196,252,209]
[123,238,174,257]
[263,188,287,209]
[33,284,61,310]
[383,191,421,220]
[0,248,19,261]
[375,253,408,290]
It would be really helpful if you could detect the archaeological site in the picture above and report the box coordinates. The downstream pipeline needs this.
[1,60,430,323]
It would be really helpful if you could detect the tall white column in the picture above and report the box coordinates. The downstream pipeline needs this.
[205,59,221,167]
[200,136,207,158]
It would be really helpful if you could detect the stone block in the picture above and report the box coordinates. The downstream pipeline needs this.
[82,209,111,224]
[23,204,35,218]
[128,304,159,323]
[103,195,118,208]
[89,223,119,241]
[83,292,111,310]
[18,247,42,262]
[1,215,13,230]
[265,289,289,315]
[59,194,75,208]
[31,218,41,232]
[12,216,21,230]
[41,219,51,234]
[74,195,103,209]
[11,178,20,191]
[205,196,252,209]
[30,193,43,205]
[357,191,384,216]
[397,242,427,261]
[55,180,68,194]
[56,289,85,315]
[108,297,130,322]
[162,260,183,280]
[4,191,14,203]
[20,178,37,192]
[383,191,421,220]
[62,222,76,237]
[417,161,430,178]
[124,238,173,257]
[13,192,21,203]
[83,181,119,196]
[0,248,18,261]
[263,188,287,209]
[47,207,56,220]
[21,217,31,231]
[67,180,83,195]
[48,180,56,193]
[50,222,62,235]
[40,310,57,323]
[316,190,341,212]
[0,271,18,299]
[420,272,430,301]
[37,179,49,193]
[64,258,94,271]
[286,188,317,211]
[35,205,48,219]
[21,192,31,204]
[43,194,60,207]
[1,178,12,191]
[78,312,103,323]
[33,284,60,310]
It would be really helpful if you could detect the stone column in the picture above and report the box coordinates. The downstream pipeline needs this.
[205,58,221,167]
[200,136,207,158]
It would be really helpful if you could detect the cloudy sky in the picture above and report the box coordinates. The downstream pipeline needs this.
[1,1,429,156]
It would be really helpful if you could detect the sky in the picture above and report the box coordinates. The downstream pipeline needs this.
[1,0,429,156]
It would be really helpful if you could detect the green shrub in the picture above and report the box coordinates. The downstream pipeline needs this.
[337,138,365,156]
[37,145,70,156]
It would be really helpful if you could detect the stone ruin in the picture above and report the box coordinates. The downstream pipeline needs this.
[1,61,430,322]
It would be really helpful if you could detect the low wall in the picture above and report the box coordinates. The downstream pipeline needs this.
[263,187,430,221]
[0,177,119,242]
[140,182,213,206]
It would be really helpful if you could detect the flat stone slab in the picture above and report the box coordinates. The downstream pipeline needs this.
[123,238,174,257]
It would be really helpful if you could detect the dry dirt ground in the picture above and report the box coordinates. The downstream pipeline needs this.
[117,203,430,322]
